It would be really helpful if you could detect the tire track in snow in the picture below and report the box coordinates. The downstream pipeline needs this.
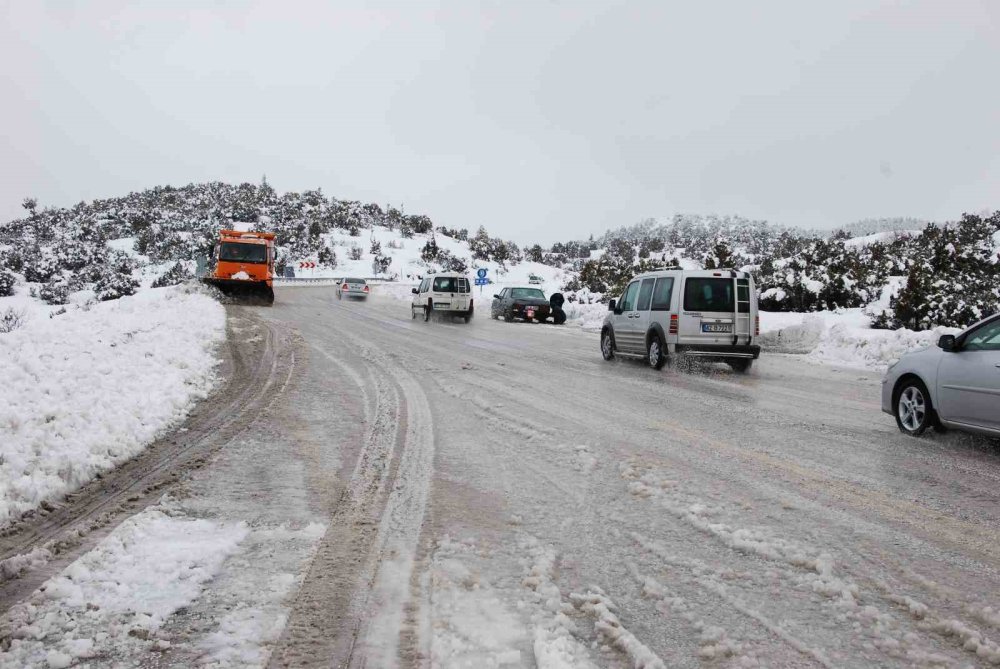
[266,310,435,669]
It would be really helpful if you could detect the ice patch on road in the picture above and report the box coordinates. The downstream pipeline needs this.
[193,522,327,668]
[569,587,666,669]
[428,536,527,668]
[519,535,598,669]
[0,504,246,669]
[0,286,225,528]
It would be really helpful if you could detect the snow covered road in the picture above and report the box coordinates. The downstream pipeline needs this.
[3,286,1000,668]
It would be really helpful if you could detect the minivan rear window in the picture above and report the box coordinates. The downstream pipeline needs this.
[433,276,469,293]
[684,278,734,312]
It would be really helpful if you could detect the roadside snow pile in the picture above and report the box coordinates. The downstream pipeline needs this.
[0,504,247,668]
[0,286,225,528]
[759,310,959,371]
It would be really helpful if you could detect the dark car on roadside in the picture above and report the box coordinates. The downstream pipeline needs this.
[491,287,552,322]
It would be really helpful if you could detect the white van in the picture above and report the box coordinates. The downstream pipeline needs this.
[411,272,474,323]
[600,269,760,372]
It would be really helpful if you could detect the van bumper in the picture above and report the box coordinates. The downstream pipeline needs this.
[675,344,761,360]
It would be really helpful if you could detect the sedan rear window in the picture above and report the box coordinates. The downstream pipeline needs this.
[345,278,366,284]
[684,278,734,312]
[511,288,545,299]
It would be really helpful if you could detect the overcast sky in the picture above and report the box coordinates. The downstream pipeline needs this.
[2,1,997,244]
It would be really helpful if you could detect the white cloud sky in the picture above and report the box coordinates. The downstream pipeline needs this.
[1,0,997,244]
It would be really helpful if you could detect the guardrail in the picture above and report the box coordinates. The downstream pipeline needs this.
[272,277,408,286]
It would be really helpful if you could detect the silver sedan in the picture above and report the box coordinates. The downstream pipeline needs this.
[336,278,369,300]
[882,314,1000,437]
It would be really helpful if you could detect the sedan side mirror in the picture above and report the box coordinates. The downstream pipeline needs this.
[607,299,616,312]
[493,294,501,299]
[411,288,418,295]
[938,334,957,352]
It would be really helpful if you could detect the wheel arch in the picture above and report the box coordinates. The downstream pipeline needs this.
[892,372,936,412]
[645,322,666,348]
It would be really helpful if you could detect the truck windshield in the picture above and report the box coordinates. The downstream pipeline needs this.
[219,242,267,264]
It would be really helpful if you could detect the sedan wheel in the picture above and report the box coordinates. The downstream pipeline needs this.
[896,381,931,436]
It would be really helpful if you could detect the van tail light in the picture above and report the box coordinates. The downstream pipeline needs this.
[669,314,679,335]
[754,315,760,337]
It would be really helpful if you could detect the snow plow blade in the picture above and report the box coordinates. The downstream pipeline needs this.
[202,277,275,305]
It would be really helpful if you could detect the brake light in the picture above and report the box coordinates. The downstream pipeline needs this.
[669,314,678,335]
[755,315,760,337]
[363,285,369,292]
[713,272,722,276]
[342,283,349,290]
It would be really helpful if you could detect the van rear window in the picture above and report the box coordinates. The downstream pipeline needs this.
[684,278,734,312]
[433,276,469,293]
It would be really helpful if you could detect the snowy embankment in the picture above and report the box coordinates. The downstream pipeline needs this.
[759,309,959,371]
[0,286,225,528]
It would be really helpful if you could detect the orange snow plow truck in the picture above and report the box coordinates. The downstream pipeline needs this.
[202,229,276,305]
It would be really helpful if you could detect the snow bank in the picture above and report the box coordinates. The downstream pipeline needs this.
[0,504,247,668]
[0,286,225,527]
[759,309,959,371]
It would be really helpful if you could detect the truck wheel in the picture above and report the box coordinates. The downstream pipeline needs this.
[647,335,667,370]
[601,329,615,361]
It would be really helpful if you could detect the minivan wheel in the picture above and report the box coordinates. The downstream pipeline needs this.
[895,379,932,436]
[727,358,753,373]
[411,306,417,320]
[601,330,615,361]
[647,335,667,370]
[424,302,432,322]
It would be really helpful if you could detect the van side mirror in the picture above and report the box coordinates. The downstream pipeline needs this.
[411,288,418,295]
[607,299,616,312]
[938,334,957,352]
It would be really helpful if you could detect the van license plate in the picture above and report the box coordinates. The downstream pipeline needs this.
[702,323,733,333]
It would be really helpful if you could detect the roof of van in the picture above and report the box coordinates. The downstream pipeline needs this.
[632,268,753,279]
[426,272,469,277]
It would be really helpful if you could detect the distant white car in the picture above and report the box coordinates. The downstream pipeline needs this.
[881,314,1000,437]
[337,278,369,300]
[411,273,474,323]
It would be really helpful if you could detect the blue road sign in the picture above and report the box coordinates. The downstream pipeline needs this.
[476,268,488,279]
[474,278,489,286]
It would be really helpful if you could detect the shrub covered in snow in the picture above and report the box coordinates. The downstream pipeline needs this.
[39,275,73,305]
[0,268,15,297]
[94,253,140,301]
[875,212,999,330]
[151,261,194,288]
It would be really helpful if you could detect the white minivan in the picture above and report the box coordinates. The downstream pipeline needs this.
[600,269,760,372]
[411,272,474,323]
